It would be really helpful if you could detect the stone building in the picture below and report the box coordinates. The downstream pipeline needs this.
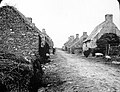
[83,14,120,52]
[41,28,54,48]
[0,5,53,60]
[70,32,88,54]
[67,34,80,53]
[64,35,74,51]
[40,28,54,54]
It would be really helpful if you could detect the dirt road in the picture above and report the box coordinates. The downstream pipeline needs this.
[39,49,120,92]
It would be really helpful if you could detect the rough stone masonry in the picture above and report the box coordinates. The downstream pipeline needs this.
[0,5,41,60]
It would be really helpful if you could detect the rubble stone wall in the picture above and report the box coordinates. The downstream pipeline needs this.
[0,6,40,59]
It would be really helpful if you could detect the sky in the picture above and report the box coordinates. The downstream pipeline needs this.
[0,0,120,48]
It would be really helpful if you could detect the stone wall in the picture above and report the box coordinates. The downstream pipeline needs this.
[0,5,40,59]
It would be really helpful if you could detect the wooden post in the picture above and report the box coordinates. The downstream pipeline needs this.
[105,44,108,55]
[108,44,110,55]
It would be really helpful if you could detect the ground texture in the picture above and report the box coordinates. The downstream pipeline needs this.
[39,49,120,92]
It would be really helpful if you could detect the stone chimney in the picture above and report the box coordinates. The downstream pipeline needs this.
[70,35,74,40]
[76,34,79,39]
[42,28,46,34]
[82,32,88,40]
[27,17,32,23]
[105,14,113,22]
[83,32,87,36]
[69,35,74,40]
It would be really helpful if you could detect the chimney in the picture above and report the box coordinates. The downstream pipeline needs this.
[42,28,46,34]
[83,32,87,36]
[68,35,74,41]
[69,35,74,40]
[82,32,88,40]
[76,34,79,39]
[68,37,71,40]
[27,17,32,23]
[105,14,113,22]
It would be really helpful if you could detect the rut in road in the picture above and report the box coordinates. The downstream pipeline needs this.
[40,49,120,92]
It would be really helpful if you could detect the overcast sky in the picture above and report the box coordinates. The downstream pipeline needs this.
[0,0,120,48]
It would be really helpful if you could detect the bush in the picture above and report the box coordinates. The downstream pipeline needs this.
[0,52,44,92]
[96,33,120,55]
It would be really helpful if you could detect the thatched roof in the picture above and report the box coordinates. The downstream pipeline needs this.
[64,36,74,47]
[69,37,79,48]
[84,22,105,42]
[70,34,88,48]
[84,14,120,43]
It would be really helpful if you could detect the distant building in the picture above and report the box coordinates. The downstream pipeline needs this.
[83,14,120,52]
[68,34,80,53]
[64,35,74,51]
[41,28,54,48]
[70,32,88,54]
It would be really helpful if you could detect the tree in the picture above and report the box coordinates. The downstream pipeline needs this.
[96,33,120,55]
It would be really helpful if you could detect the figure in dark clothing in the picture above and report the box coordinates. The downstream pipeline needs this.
[39,35,50,63]
[53,48,56,54]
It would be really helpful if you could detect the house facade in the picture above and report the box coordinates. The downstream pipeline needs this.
[83,14,120,52]
[0,5,53,60]
[70,32,88,54]
[64,35,74,51]
[68,34,80,53]
[41,28,54,54]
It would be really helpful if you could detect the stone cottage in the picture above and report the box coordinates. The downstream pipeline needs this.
[41,28,54,48]
[0,5,53,60]
[68,34,80,53]
[70,32,88,54]
[40,28,54,55]
[64,35,74,51]
[83,14,120,52]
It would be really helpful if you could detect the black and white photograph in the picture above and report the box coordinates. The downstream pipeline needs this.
[0,0,120,92]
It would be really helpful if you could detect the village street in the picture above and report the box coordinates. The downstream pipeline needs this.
[39,49,120,92]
